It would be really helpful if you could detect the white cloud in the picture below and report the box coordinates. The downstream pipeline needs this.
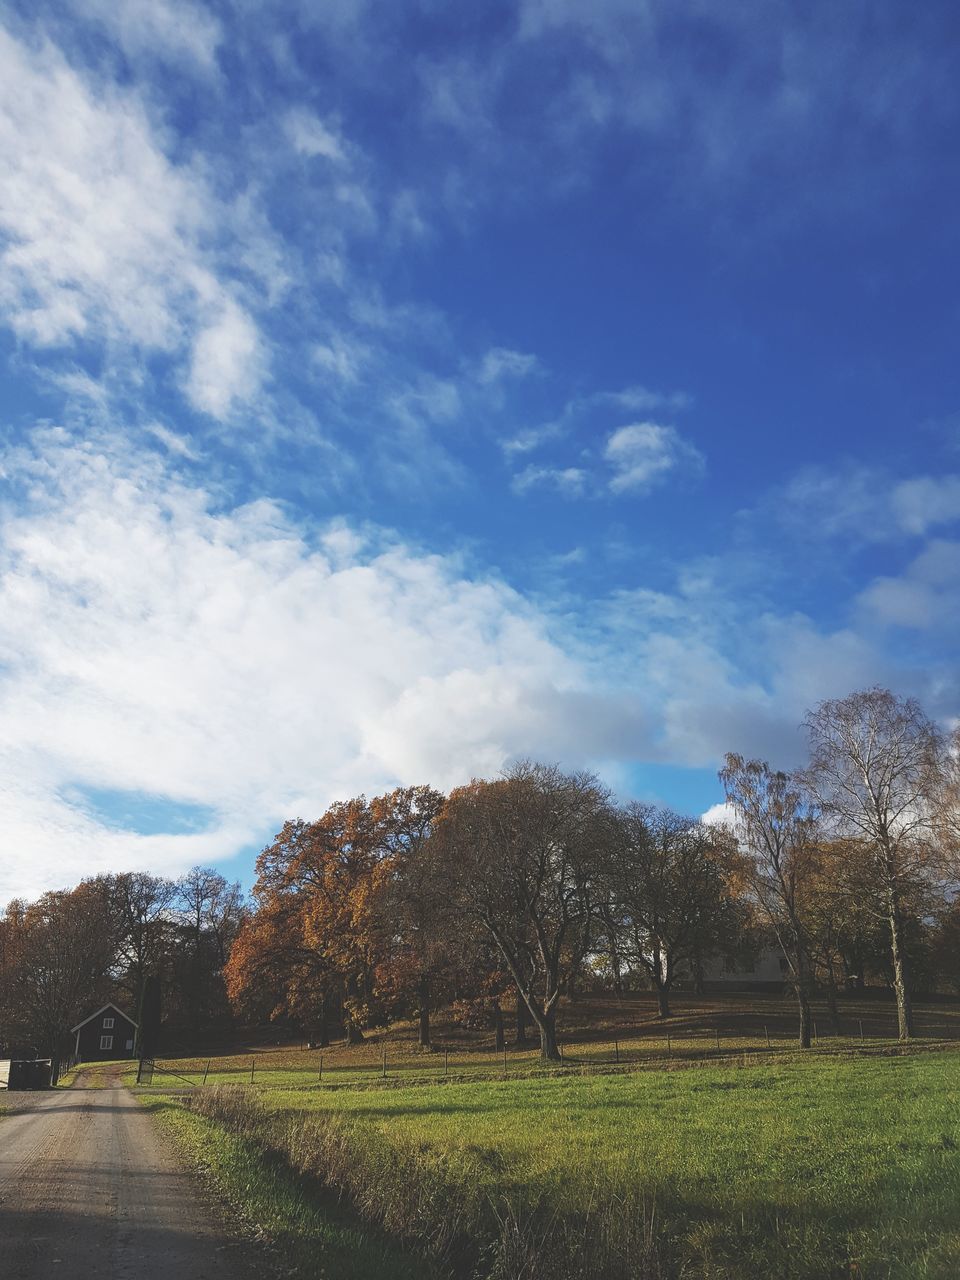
[0,430,614,900]
[1,430,952,902]
[892,475,960,536]
[857,539,960,631]
[592,385,693,414]
[67,0,223,71]
[0,27,272,412]
[512,465,588,497]
[502,422,564,457]
[285,108,347,162]
[604,422,704,494]
[477,347,540,384]
[186,298,265,419]
[312,334,369,383]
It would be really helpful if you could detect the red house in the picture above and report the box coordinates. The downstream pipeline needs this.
[70,1003,138,1062]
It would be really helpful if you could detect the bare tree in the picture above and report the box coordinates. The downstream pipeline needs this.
[605,805,733,1019]
[100,871,177,1007]
[802,687,943,1040]
[435,761,613,1061]
[719,755,819,1048]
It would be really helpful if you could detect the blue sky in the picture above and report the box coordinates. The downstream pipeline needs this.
[1,1,959,902]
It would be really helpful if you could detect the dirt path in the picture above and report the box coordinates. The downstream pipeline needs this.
[0,1067,263,1279]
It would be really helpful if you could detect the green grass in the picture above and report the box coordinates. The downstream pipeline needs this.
[139,1091,425,1280]
[160,1047,960,1280]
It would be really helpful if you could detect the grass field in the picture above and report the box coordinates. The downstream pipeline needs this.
[132,999,960,1280]
[130,991,960,1092]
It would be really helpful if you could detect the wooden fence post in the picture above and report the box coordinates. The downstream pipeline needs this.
[250,1057,255,1084]
[202,1060,210,1086]
[765,1025,771,1049]
[667,1032,672,1057]
[715,1029,721,1052]
[859,1020,864,1045]
[382,1046,387,1079]
[614,1039,619,1065]
[317,1054,323,1083]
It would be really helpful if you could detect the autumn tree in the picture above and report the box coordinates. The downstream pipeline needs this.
[802,688,943,1040]
[11,883,118,1079]
[372,785,448,1048]
[605,804,735,1019]
[225,888,339,1042]
[720,754,820,1047]
[435,761,613,1061]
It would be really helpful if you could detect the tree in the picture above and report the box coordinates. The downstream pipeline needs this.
[435,761,613,1061]
[11,883,118,1080]
[174,867,245,1039]
[719,754,820,1048]
[605,805,735,1019]
[802,688,943,1040]
[372,785,449,1048]
[98,871,176,1009]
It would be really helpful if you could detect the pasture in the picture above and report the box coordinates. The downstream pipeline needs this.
[132,994,960,1279]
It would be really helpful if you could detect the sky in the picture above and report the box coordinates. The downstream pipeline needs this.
[1,1,959,904]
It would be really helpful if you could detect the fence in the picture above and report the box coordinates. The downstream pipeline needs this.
[134,1009,959,1094]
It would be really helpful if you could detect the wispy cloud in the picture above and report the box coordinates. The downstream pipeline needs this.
[0,26,277,419]
[477,346,540,384]
[65,0,223,72]
[512,465,589,496]
[604,422,705,494]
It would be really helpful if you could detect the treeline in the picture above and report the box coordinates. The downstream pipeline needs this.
[0,867,244,1075]
[3,687,958,1068]
[228,688,960,1060]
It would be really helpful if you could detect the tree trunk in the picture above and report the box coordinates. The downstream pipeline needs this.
[888,901,914,1040]
[824,963,842,1035]
[655,984,671,1019]
[529,1003,560,1061]
[692,942,705,996]
[316,994,330,1048]
[346,1019,365,1045]
[493,1001,505,1051]
[514,987,531,1046]
[797,987,812,1049]
[417,973,431,1049]
[609,943,623,996]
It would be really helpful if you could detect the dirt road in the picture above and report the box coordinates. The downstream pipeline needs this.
[0,1068,261,1279]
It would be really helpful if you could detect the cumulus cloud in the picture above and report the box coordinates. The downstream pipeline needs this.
[186,298,265,419]
[892,475,960,536]
[857,539,960,631]
[604,422,705,494]
[0,430,638,900]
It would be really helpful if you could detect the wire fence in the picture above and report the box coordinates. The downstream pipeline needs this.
[134,1011,960,1094]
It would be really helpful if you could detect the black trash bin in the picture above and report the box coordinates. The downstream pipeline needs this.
[8,1059,53,1089]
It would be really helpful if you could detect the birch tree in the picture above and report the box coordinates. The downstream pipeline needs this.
[802,687,942,1041]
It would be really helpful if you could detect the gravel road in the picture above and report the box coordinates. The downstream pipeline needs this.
[0,1069,262,1280]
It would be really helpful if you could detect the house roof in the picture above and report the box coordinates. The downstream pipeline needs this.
[70,1002,139,1034]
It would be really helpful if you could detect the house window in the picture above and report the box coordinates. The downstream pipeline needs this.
[100,1035,113,1051]
[103,1017,114,1029]
[126,1039,134,1051]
